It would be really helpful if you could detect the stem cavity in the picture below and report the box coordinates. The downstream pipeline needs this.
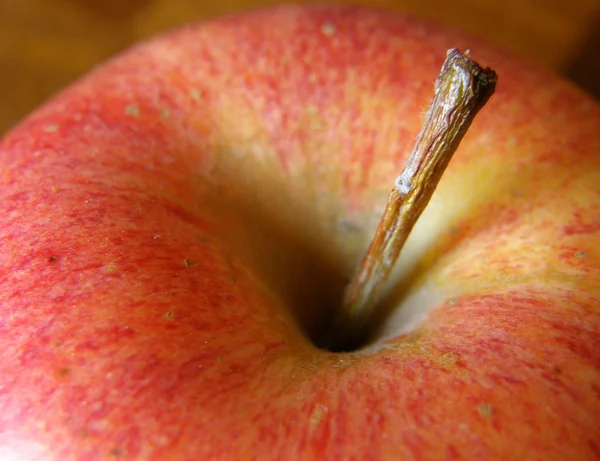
[331,49,498,351]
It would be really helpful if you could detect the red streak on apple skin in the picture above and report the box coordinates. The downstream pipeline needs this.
[1,4,600,461]
[564,211,600,236]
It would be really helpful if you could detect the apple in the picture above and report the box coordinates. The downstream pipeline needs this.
[1,4,599,460]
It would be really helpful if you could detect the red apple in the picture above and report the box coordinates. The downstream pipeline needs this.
[1,4,599,460]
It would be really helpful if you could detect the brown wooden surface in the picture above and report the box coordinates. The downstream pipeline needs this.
[1,0,599,135]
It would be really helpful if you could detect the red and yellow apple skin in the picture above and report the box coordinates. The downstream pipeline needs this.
[1,4,599,460]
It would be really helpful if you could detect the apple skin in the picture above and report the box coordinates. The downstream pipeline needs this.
[1,4,599,460]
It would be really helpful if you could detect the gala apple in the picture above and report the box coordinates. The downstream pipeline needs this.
[1,4,599,461]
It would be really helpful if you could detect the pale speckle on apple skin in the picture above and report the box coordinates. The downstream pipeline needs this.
[477,403,494,419]
[330,358,355,369]
[125,104,140,117]
[189,88,201,102]
[309,402,329,426]
[321,22,337,37]
[43,124,60,133]
[438,351,461,369]
[102,263,118,274]
[153,433,171,448]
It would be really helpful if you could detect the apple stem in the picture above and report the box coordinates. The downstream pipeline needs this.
[331,49,498,351]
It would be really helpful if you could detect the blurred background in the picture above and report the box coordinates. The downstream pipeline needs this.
[1,0,599,135]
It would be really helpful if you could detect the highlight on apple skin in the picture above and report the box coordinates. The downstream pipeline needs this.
[1,4,599,461]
